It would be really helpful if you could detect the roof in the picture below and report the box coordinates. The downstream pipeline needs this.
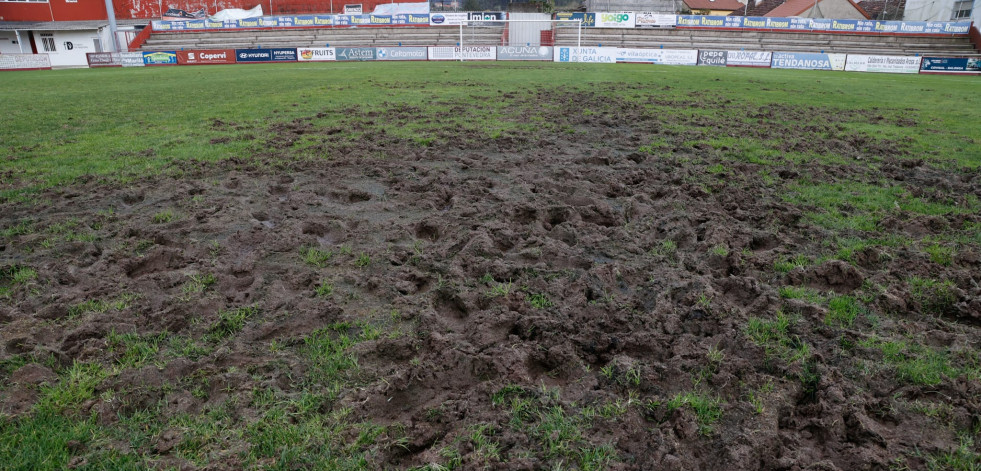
[684,0,747,11]
[762,0,871,17]
[728,0,785,16]
[0,20,148,31]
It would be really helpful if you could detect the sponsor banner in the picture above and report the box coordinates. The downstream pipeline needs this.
[336,15,395,26]
[142,51,178,65]
[497,46,553,61]
[428,46,497,60]
[336,47,377,61]
[467,11,506,26]
[616,48,697,65]
[291,15,335,27]
[121,52,146,67]
[697,50,727,66]
[919,57,981,74]
[770,52,845,71]
[177,49,235,65]
[726,50,771,67]
[270,48,298,61]
[595,12,635,28]
[297,47,336,61]
[375,47,427,61]
[554,47,617,63]
[86,52,121,67]
[429,12,468,26]
[845,54,920,73]
[635,12,676,27]
[554,12,595,27]
[235,49,272,62]
[393,13,430,25]
[0,53,52,70]
[673,15,971,35]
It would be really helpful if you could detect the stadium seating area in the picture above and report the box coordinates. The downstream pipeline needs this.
[139,24,978,56]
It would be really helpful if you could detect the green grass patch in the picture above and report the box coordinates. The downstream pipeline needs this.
[825,295,863,328]
[207,305,259,342]
[746,310,811,364]
[909,276,957,315]
[663,391,724,436]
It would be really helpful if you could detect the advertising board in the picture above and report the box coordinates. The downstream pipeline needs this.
[335,47,377,61]
[697,50,726,66]
[635,12,676,27]
[497,46,553,61]
[595,12,635,28]
[120,52,146,67]
[919,57,981,74]
[177,49,235,65]
[0,54,52,70]
[297,47,336,61]
[726,51,771,67]
[86,52,121,67]
[770,52,845,70]
[428,46,497,60]
[615,48,697,65]
[554,47,617,63]
[844,54,921,73]
[554,12,595,27]
[142,51,178,65]
[429,12,468,26]
[375,47,427,60]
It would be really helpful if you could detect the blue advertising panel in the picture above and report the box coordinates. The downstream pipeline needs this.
[270,48,297,61]
[235,49,273,62]
[393,13,430,25]
[554,12,595,27]
[920,57,981,73]
[142,51,177,65]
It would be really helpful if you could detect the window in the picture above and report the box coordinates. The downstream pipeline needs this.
[40,33,56,52]
[0,0,47,3]
[952,0,974,18]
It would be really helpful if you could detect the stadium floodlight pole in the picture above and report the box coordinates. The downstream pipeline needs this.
[460,21,465,62]
[104,0,120,52]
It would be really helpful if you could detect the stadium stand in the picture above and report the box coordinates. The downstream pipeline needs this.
[139,22,977,56]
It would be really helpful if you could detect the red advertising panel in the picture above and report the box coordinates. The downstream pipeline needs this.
[176,49,236,65]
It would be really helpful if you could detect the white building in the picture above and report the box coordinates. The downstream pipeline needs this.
[903,0,978,22]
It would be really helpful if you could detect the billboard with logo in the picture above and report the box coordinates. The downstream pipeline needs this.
[335,47,376,61]
[919,57,981,74]
[120,52,146,67]
[429,12,468,26]
[635,12,676,27]
[845,55,920,73]
[726,51,771,67]
[554,47,616,63]
[142,51,178,65]
[177,49,236,65]
[297,47,336,61]
[770,52,846,71]
[375,47,427,61]
[235,48,296,62]
[86,53,121,67]
[697,50,727,66]
[555,12,595,27]
[595,12,635,28]
[497,46,553,61]
[615,48,697,65]
[428,46,497,61]
[468,11,506,26]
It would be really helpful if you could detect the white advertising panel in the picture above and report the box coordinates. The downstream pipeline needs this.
[429,12,468,26]
[726,51,772,67]
[554,47,617,63]
[595,12,635,28]
[845,54,921,73]
[427,46,497,60]
[635,12,676,27]
[296,47,337,61]
[615,48,698,65]
[119,52,146,67]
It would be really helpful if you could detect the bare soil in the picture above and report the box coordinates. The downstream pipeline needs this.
[2,86,981,470]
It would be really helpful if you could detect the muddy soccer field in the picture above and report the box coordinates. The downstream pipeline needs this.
[1,63,981,470]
